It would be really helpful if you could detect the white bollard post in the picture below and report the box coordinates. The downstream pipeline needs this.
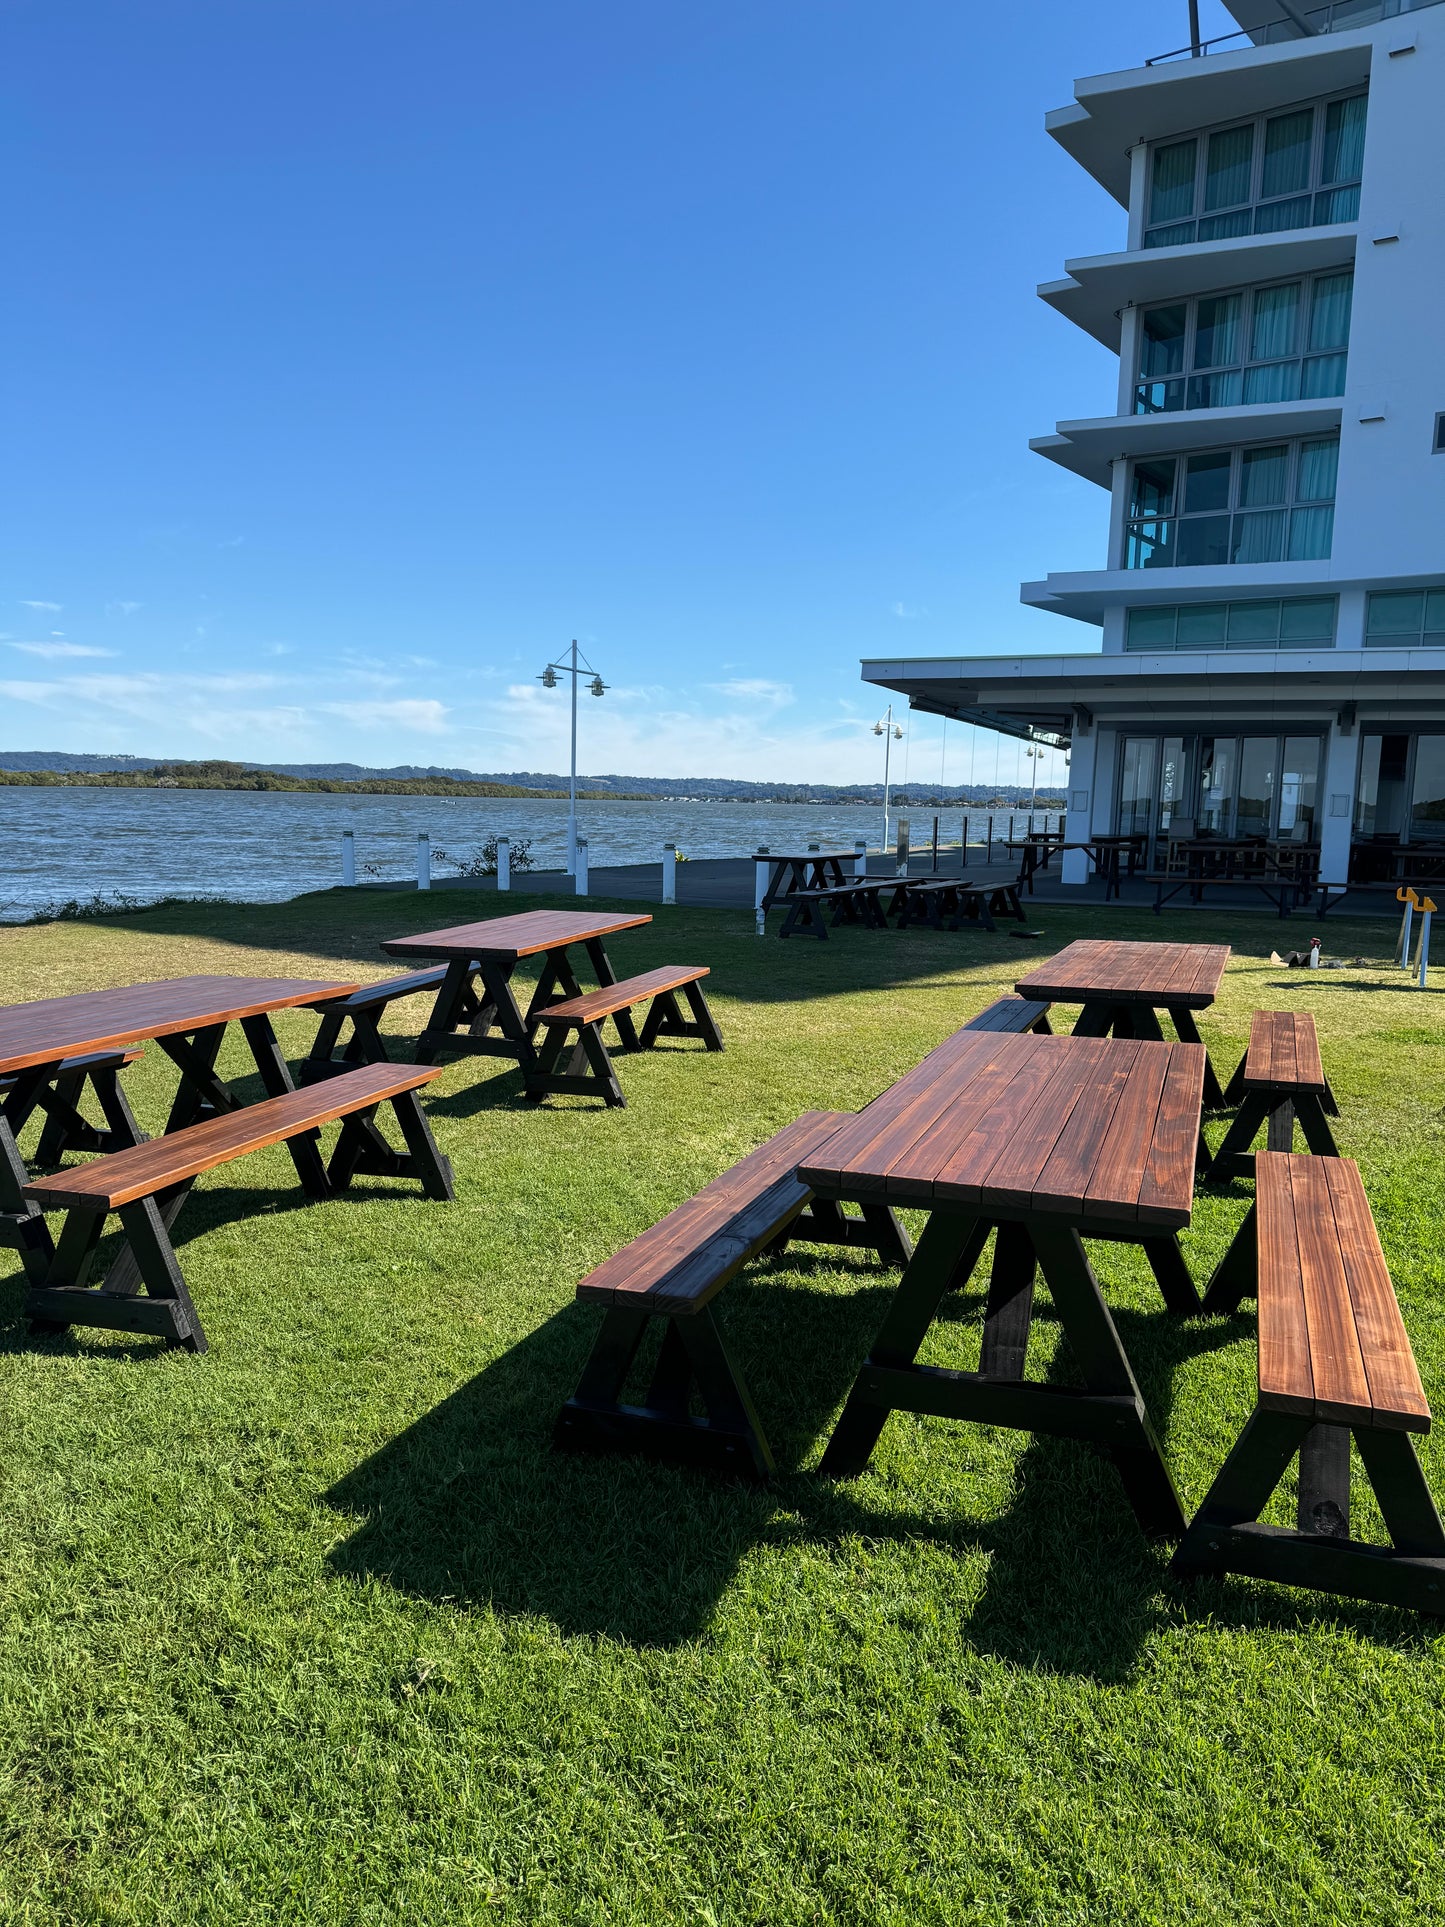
[1417,897,1435,989]
[663,842,677,905]
[417,831,430,890]
[854,838,867,880]
[575,837,589,896]
[754,845,769,937]
[340,830,356,887]
[497,836,510,892]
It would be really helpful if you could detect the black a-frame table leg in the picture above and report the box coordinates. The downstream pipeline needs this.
[25,1188,208,1353]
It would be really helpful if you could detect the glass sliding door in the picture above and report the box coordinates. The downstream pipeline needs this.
[1236,737,1277,837]
[1199,738,1238,834]
[1278,737,1320,842]
[1118,738,1160,838]
[1116,731,1323,850]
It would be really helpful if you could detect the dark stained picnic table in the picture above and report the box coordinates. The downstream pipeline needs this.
[1007,834,1145,899]
[382,909,652,1069]
[799,1025,1206,1539]
[0,973,360,1275]
[1016,937,1230,1106]
[756,849,859,912]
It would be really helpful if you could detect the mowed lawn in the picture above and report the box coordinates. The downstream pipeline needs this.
[2,887,1444,1926]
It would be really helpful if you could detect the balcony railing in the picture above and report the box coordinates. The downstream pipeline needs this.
[1148,0,1442,65]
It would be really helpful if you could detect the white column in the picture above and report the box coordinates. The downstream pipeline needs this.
[854,838,867,878]
[662,842,676,904]
[1061,728,1097,886]
[497,836,510,891]
[340,830,355,886]
[575,837,589,895]
[1318,718,1359,889]
[754,846,769,936]
[416,832,430,890]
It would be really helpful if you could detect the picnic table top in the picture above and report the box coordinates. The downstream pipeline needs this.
[796,1027,1204,1228]
[0,974,360,1077]
[382,909,652,964]
[1016,938,1229,1009]
[754,849,858,863]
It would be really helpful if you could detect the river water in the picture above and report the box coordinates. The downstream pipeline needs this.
[0,787,1058,920]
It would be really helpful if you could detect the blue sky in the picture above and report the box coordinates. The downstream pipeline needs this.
[1,0,1236,787]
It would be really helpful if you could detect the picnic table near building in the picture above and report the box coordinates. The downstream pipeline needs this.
[755,849,860,913]
[1008,833,1144,899]
[1016,938,1230,1106]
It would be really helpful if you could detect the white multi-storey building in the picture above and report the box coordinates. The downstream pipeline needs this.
[863,1,1445,894]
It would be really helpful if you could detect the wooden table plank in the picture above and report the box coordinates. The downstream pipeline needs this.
[1137,1049,1206,1225]
[794,1027,994,1190]
[0,975,360,1078]
[988,1039,1129,1213]
[903,1041,1069,1209]
[1029,1040,1140,1217]
[1082,1045,1171,1224]
[1017,939,1228,1008]
[382,910,651,963]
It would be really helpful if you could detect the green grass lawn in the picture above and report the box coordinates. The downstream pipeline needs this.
[3,887,1444,1925]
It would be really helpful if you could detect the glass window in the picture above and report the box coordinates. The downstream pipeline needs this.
[1118,738,1160,837]
[1412,739,1445,841]
[1355,734,1409,838]
[1176,604,1229,645]
[1143,91,1366,249]
[1261,110,1313,200]
[1199,738,1237,834]
[1204,125,1255,211]
[1151,140,1198,227]
[1322,95,1368,186]
[1226,601,1280,643]
[1124,438,1338,571]
[1279,597,1335,642]
[1125,607,1178,648]
[1135,273,1350,417]
[1367,590,1445,646]
[1278,737,1320,840]
[1237,738,1277,837]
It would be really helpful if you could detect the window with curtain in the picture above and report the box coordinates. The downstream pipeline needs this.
[1143,91,1367,249]
[1124,437,1338,569]
[1134,271,1352,415]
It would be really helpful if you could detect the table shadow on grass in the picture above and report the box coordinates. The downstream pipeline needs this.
[322,1253,1314,1672]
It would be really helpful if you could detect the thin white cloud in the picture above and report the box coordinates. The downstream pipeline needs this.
[892,601,930,620]
[8,641,116,660]
[705,678,794,707]
[106,600,143,617]
[321,699,450,733]
[19,599,62,612]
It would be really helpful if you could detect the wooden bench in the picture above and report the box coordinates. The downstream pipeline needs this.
[299,966,452,1081]
[524,966,722,1107]
[20,1061,451,1354]
[893,877,1026,932]
[962,995,1053,1035]
[1146,872,1301,918]
[1179,1153,1445,1615]
[1208,1010,1340,1180]
[556,1109,911,1476]
[777,882,887,938]
[0,1047,143,1165]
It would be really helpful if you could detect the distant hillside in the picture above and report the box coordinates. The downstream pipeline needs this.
[0,751,1064,808]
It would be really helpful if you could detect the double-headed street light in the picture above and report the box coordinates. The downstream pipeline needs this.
[539,639,607,874]
[873,705,905,853]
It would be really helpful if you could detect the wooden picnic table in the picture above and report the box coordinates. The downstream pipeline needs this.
[382,909,652,1069]
[757,849,859,912]
[1016,938,1229,1106]
[1008,834,1145,898]
[799,1026,1205,1539]
[0,973,360,1276]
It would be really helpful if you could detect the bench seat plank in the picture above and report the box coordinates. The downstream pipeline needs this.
[23,1062,442,1211]
[578,1110,847,1312]
[330,966,451,1010]
[537,965,708,1029]
[1244,1010,1325,1093]
[1257,1153,1429,1431]
[962,996,1052,1036]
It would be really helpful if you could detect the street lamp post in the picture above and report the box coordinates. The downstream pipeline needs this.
[539,639,607,875]
[1023,742,1044,825]
[872,705,905,853]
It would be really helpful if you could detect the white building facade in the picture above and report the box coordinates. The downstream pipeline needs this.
[863,2,1445,892]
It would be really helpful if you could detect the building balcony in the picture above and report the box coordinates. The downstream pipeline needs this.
[1151,0,1444,68]
[1039,228,1355,351]
[1048,26,1374,202]
[1033,400,1343,490]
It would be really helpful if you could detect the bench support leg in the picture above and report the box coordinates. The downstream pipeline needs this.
[524,1024,626,1108]
[555,1304,775,1479]
[978,1222,1034,1379]
[1142,1235,1202,1315]
[1174,1410,1445,1617]
[328,1097,455,1201]
[1201,1203,1258,1314]
[25,1192,207,1354]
